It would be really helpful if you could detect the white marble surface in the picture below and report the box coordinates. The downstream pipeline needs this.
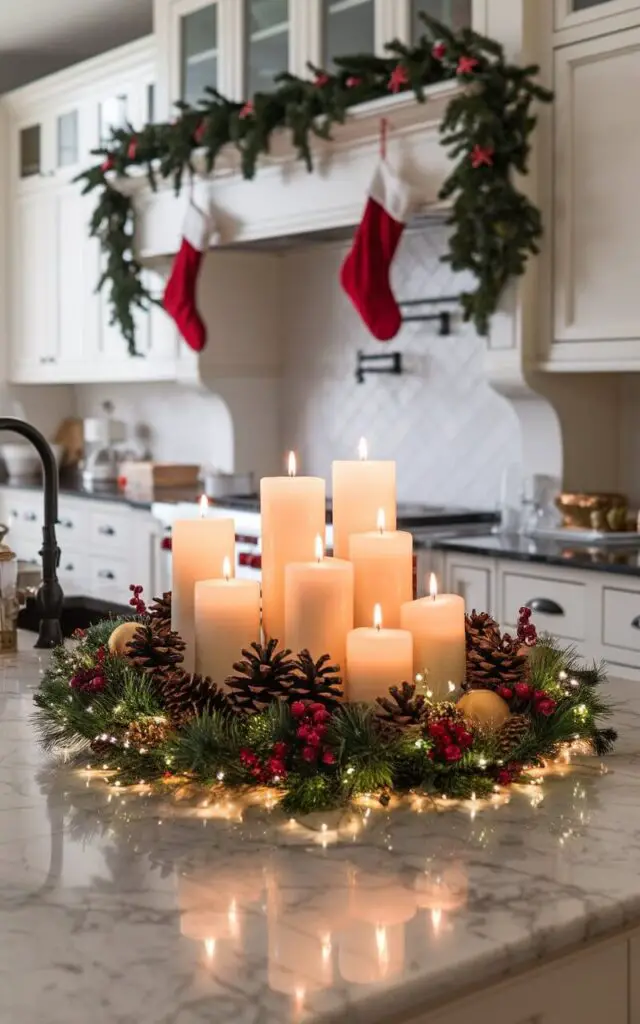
[2,639,640,1024]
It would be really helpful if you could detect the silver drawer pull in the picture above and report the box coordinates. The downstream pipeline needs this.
[98,525,116,536]
[97,570,115,580]
[64,564,75,572]
[527,598,564,616]
[631,616,640,630]
[23,512,38,522]
[60,519,74,529]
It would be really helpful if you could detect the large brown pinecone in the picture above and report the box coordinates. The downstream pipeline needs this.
[127,621,185,680]
[225,640,296,714]
[495,714,530,758]
[124,716,170,750]
[160,670,230,722]
[465,611,529,691]
[376,681,428,730]
[148,592,172,627]
[284,650,344,711]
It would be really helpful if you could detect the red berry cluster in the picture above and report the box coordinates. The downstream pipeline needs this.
[70,646,107,694]
[291,702,336,766]
[517,606,538,647]
[432,41,447,60]
[496,763,522,787]
[129,584,147,616]
[240,741,289,784]
[426,719,473,764]
[496,682,557,717]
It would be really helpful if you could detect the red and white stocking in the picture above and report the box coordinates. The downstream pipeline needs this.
[340,162,414,342]
[163,201,216,352]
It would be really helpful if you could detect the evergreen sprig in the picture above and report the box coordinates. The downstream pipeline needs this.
[75,14,552,355]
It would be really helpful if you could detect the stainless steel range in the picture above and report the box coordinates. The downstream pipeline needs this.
[151,496,497,597]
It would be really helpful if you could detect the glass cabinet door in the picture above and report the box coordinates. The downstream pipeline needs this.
[57,110,79,168]
[322,0,374,70]
[246,0,289,95]
[411,0,471,39]
[572,0,615,7]
[99,95,128,144]
[181,3,218,105]
[19,124,41,178]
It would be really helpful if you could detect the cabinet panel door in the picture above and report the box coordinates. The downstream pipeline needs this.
[448,560,491,615]
[555,0,640,34]
[554,30,640,344]
[56,190,100,368]
[12,194,57,376]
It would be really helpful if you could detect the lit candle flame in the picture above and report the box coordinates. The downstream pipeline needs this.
[374,603,383,631]
[199,494,209,518]
[222,556,231,581]
[315,534,324,562]
[204,938,216,960]
[377,507,385,533]
[429,573,438,600]
[375,926,389,972]
[287,451,297,477]
[358,437,368,461]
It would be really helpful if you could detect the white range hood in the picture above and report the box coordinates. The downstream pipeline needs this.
[111,82,461,259]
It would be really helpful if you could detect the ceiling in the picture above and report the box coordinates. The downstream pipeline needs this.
[0,0,154,92]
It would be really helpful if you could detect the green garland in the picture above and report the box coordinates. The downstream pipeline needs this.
[75,13,552,355]
[33,606,616,817]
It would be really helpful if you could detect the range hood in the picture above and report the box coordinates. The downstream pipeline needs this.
[112,82,460,259]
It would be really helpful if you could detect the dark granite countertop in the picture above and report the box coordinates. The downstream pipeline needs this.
[432,533,640,577]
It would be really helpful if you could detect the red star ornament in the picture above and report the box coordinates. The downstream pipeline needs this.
[471,144,494,168]
[194,119,207,144]
[389,64,410,93]
[346,76,363,88]
[101,156,114,173]
[127,138,137,160]
[315,72,331,88]
[457,55,479,75]
[239,101,254,120]
[432,41,447,60]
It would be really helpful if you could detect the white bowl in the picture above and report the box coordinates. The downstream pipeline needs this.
[1,444,42,479]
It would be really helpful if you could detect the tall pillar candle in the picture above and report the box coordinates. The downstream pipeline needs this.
[261,453,325,644]
[332,438,396,559]
[195,558,261,686]
[346,605,413,703]
[171,497,236,672]
[349,509,413,627]
[400,574,466,699]
[284,536,353,674]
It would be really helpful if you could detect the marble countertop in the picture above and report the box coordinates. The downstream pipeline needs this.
[4,640,640,1024]
[433,532,640,577]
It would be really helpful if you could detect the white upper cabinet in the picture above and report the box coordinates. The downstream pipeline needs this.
[245,0,290,94]
[554,0,640,40]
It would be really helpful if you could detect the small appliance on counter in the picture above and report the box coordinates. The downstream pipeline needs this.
[120,462,200,498]
[200,467,255,500]
[81,402,128,487]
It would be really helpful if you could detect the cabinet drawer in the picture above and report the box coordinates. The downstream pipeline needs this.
[58,547,87,595]
[7,494,42,536]
[57,500,89,546]
[88,556,129,601]
[89,509,129,555]
[603,586,640,652]
[502,572,586,641]
[449,562,490,614]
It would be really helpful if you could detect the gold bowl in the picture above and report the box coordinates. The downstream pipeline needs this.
[555,492,628,532]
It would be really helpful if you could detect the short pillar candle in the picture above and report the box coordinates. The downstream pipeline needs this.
[346,605,414,704]
[332,438,396,560]
[171,497,236,672]
[284,536,353,674]
[400,574,466,700]
[194,558,261,687]
[349,509,413,628]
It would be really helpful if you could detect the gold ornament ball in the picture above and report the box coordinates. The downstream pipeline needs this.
[457,689,511,733]
[108,620,140,657]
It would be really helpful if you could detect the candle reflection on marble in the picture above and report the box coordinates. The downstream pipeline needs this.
[338,922,405,984]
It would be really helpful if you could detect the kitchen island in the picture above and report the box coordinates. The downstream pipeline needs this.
[2,639,640,1023]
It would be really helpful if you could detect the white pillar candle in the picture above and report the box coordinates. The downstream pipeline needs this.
[171,496,236,672]
[349,509,413,628]
[195,558,261,686]
[400,574,466,700]
[261,452,326,644]
[284,536,353,673]
[346,605,414,703]
[332,438,396,559]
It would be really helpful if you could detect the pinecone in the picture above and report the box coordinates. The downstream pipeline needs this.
[124,716,170,750]
[465,612,529,691]
[160,670,230,722]
[376,681,428,730]
[148,592,172,627]
[495,714,530,758]
[89,737,118,760]
[284,650,344,711]
[225,640,296,714]
[127,622,185,680]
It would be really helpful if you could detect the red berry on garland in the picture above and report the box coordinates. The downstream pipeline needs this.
[268,758,286,776]
[514,682,533,701]
[313,708,330,724]
[127,138,137,160]
[291,701,306,718]
[457,730,473,750]
[302,746,317,763]
[497,769,513,786]
[306,729,322,748]
[101,156,114,173]
[239,101,254,120]
[322,750,336,765]
[273,741,288,758]
[389,64,410,93]
[194,119,207,144]
[471,144,494,169]
[346,76,362,88]
[444,744,462,763]
[432,41,447,60]
[310,703,325,715]
[497,686,513,701]
[457,55,479,75]
[428,722,447,738]
[314,724,328,740]
[534,689,547,701]
[537,698,557,717]
[315,72,331,88]
[296,724,310,740]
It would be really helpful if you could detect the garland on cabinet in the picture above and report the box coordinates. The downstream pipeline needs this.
[74,13,553,356]
[32,587,616,817]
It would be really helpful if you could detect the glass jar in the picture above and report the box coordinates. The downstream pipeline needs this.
[0,535,19,653]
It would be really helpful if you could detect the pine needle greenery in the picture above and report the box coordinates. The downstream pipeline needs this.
[75,13,552,354]
[32,607,617,816]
